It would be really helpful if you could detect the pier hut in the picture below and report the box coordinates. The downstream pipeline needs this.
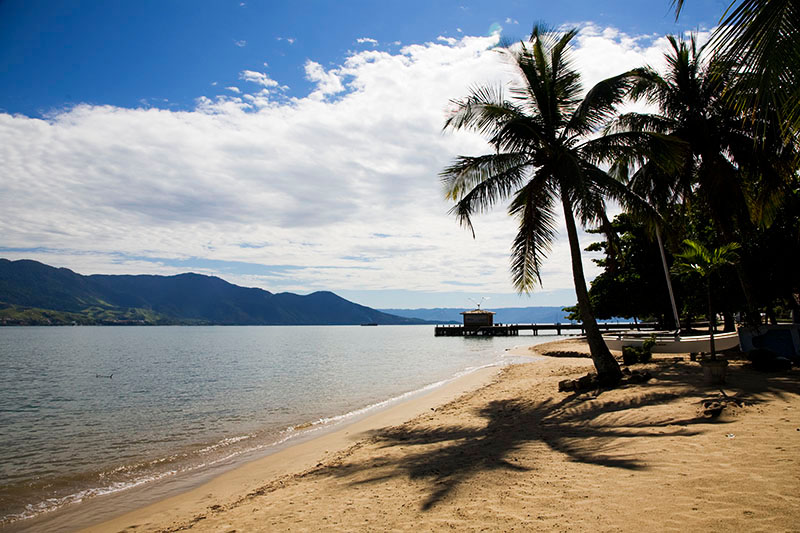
[460,309,496,329]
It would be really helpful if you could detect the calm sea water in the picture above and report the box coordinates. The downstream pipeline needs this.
[0,325,555,526]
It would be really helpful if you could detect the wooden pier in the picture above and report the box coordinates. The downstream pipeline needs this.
[434,322,655,337]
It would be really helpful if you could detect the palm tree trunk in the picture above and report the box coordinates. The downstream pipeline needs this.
[707,281,716,361]
[561,191,622,386]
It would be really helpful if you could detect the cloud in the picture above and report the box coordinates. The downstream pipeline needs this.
[505,17,519,24]
[225,86,241,94]
[239,70,279,88]
[277,36,295,44]
[304,61,345,99]
[437,36,457,45]
[356,37,378,45]
[234,40,247,47]
[0,27,674,302]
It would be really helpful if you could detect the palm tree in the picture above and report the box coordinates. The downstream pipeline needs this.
[673,240,741,360]
[613,35,797,324]
[441,25,653,386]
[672,1,800,141]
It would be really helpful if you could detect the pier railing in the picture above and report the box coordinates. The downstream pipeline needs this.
[434,322,657,337]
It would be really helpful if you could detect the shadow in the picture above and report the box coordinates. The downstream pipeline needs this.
[537,350,590,358]
[314,386,707,511]
[646,355,800,404]
[307,359,800,511]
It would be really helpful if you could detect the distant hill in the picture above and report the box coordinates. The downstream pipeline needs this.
[379,306,576,324]
[0,259,429,326]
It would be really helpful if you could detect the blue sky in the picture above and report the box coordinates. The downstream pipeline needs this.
[1,1,728,309]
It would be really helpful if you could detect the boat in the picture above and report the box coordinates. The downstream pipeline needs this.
[602,330,741,353]
[360,323,378,326]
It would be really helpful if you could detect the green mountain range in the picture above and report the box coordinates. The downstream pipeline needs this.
[0,259,429,326]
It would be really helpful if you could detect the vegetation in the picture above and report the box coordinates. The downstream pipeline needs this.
[442,2,799,370]
[673,0,800,141]
[0,302,183,326]
[673,240,741,360]
[611,34,797,324]
[622,336,656,366]
[440,25,666,385]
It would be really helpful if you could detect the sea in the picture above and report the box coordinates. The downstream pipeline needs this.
[0,325,559,529]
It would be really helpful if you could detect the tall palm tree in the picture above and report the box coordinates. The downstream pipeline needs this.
[673,240,741,359]
[672,1,800,141]
[613,35,797,323]
[672,0,800,144]
[441,25,654,386]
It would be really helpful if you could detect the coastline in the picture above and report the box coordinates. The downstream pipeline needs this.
[16,338,800,532]
[12,360,507,533]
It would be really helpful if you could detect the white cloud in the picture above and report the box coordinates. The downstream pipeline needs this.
[239,69,279,88]
[356,37,378,45]
[234,40,247,47]
[0,27,674,302]
[304,61,345,99]
[505,17,519,24]
[225,86,241,94]
[437,36,457,45]
[277,36,295,44]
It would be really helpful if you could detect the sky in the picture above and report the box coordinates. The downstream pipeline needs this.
[0,1,729,309]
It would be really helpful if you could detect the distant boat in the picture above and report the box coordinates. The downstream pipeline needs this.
[360,323,378,326]
[603,330,740,353]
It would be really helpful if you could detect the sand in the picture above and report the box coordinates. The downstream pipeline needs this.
[27,338,800,532]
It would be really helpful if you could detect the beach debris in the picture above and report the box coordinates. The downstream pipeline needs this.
[558,373,597,393]
[701,390,745,418]
[702,400,725,418]
[558,369,653,393]
[726,433,735,438]
[95,373,113,379]
[624,369,653,384]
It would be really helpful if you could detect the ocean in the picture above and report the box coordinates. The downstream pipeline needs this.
[0,325,558,528]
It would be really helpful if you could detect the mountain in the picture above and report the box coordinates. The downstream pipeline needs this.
[379,306,575,324]
[0,259,428,326]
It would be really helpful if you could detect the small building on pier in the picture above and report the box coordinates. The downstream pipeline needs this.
[460,309,496,329]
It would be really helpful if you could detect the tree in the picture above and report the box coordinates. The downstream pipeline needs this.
[584,213,681,325]
[673,240,741,360]
[613,35,797,324]
[440,25,649,386]
[672,0,800,141]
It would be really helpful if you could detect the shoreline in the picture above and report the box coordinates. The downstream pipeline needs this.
[13,337,800,532]
[10,359,511,533]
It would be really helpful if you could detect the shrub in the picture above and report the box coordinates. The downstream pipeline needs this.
[621,336,656,365]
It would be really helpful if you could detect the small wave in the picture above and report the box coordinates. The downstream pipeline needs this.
[2,353,517,526]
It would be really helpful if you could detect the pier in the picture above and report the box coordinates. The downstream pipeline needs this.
[434,322,656,337]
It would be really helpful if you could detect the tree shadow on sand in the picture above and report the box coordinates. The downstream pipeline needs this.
[314,386,717,511]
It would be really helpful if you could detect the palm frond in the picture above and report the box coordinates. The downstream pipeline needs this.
[507,175,559,292]
[441,153,530,237]
[673,239,740,277]
[443,85,523,138]
[567,72,634,136]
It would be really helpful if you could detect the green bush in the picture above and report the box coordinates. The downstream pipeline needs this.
[622,336,656,365]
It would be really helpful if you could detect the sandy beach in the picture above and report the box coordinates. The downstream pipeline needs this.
[25,338,800,532]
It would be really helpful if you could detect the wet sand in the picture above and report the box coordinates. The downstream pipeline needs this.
[23,338,800,532]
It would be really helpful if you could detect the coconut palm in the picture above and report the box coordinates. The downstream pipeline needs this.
[673,240,741,359]
[673,0,800,141]
[441,25,660,386]
[612,35,797,323]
